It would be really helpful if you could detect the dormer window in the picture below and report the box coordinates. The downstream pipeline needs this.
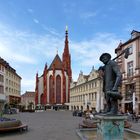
[131,30,140,39]
[131,32,136,39]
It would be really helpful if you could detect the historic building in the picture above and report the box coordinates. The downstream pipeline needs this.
[115,30,140,114]
[70,67,104,112]
[0,58,6,111]
[0,57,21,109]
[35,29,72,109]
[21,91,35,110]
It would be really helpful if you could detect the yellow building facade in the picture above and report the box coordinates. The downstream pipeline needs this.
[70,67,104,112]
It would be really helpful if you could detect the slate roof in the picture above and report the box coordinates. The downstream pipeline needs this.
[22,91,35,97]
[48,54,63,70]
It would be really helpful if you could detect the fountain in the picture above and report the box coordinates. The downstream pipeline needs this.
[95,115,127,140]
[77,113,140,140]
[76,49,140,139]
[0,106,28,132]
[76,128,140,140]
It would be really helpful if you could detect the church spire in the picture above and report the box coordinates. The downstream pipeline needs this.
[62,26,72,81]
[62,26,72,102]
[64,26,69,55]
[66,25,68,32]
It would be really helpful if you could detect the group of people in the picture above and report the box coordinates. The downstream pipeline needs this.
[118,107,139,122]
[85,108,97,119]
[126,110,140,122]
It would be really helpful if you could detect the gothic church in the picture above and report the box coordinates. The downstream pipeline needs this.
[35,28,72,109]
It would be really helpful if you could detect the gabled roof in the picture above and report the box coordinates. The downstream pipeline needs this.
[115,30,140,53]
[48,54,63,70]
[131,30,140,35]
[0,57,21,79]
[22,91,35,97]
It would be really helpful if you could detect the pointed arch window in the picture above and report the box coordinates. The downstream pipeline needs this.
[49,75,54,104]
[40,93,43,105]
[56,75,61,104]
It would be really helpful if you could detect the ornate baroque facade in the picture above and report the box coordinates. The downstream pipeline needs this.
[115,30,140,114]
[70,68,104,112]
[35,29,72,109]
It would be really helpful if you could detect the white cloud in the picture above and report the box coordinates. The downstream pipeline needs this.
[0,43,36,64]
[33,18,39,24]
[0,23,64,93]
[80,11,97,19]
[41,24,61,37]
[21,78,35,94]
[71,32,119,65]
[27,8,34,13]
[0,24,38,64]
[70,32,120,81]
[0,23,120,92]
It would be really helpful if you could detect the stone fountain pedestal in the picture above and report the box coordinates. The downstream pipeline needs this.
[95,115,127,140]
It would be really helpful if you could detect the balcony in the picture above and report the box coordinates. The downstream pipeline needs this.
[83,101,91,105]
[123,72,135,82]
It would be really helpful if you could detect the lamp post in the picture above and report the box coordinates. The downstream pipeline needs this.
[132,92,136,112]
[84,94,87,110]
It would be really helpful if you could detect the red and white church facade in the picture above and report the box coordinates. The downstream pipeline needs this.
[35,29,72,109]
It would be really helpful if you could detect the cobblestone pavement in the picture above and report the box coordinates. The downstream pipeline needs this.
[0,111,140,140]
[0,111,82,140]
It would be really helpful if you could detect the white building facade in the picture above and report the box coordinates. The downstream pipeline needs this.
[0,57,21,110]
[115,30,140,114]
[70,68,104,112]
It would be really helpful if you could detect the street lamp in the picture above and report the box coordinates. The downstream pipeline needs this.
[133,92,136,111]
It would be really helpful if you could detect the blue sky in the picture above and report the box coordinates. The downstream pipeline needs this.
[0,0,140,94]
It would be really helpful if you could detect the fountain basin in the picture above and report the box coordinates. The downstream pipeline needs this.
[0,119,22,128]
[76,128,140,140]
[0,117,28,132]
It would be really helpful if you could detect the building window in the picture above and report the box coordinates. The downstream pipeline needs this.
[127,61,133,76]
[6,71,8,76]
[95,92,97,100]
[95,81,97,87]
[56,75,61,104]
[49,75,54,104]
[128,45,133,55]
[0,85,4,94]
[0,74,4,82]
[2,66,4,72]
[5,87,8,92]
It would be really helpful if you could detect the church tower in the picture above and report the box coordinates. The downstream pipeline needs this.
[62,27,72,102]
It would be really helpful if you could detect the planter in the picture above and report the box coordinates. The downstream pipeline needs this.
[0,119,22,128]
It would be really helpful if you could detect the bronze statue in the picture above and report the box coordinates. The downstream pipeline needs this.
[99,53,122,115]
